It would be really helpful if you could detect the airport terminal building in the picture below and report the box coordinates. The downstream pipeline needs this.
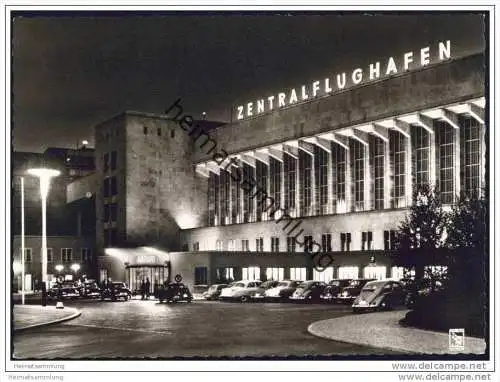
[93,40,486,292]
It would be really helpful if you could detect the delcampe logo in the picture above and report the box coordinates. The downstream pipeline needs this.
[449,328,465,351]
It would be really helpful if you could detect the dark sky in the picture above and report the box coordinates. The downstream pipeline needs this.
[12,12,486,153]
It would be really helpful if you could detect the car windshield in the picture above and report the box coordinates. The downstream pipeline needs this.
[233,283,245,288]
[113,283,125,288]
[208,286,217,291]
[362,282,387,291]
[278,282,289,287]
[298,282,313,288]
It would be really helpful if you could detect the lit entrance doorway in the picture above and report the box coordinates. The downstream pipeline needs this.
[127,265,169,295]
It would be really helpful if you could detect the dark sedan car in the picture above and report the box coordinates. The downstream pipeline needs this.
[289,281,327,302]
[101,282,132,301]
[264,280,302,301]
[321,279,352,302]
[352,280,406,312]
[158,282,193,303]
[333,278,377,304]
[203,284,229,300]
[48,281,80,300]
[79,280,101,299]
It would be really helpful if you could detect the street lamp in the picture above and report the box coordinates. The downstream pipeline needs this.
[27,168,60,287]
[71,263,81,280]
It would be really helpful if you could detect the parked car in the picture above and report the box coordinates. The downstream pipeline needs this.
[219,280,263,302]
[352,280,406,312]
[158,282,193,303]
[203,284,229,300]
[101,282,132,301]
[252,280,280,301]
[48,281,80,300]
[79,279,101,299]
[334,278,376,304]
[321,279,352,302]
[289,281,327,302]
[264,280,303,301]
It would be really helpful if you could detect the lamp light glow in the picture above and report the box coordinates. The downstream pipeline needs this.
[71,263,81,273]
[55,264,64,273]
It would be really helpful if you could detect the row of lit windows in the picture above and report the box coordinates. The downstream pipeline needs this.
[206,117,483,226]
[19,248,93,263]
[142,125,175,138]
[194,230,397,252]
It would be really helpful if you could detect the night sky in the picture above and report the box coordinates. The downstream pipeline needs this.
[12,12,486,153]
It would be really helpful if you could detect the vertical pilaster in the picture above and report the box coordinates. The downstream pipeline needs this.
[384,139,391,209]
[454,126,461,201]
[280,160,285,210]
[345,141,352,212]
[295,155,301,217]
[364,143,371,211]
[265,162,271,220]
[480,123,486,193]
[311,152,317,215]
[405,133,413,207]
[227,169,233,224]
[330,142,336,214]
[429,125,437,190]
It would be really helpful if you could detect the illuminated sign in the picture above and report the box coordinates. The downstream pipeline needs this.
[235,40,452,120]
[136,255,158,264]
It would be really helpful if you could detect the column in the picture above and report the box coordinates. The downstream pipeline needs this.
[364,143,371,211]
[405,132,413,207]
[454,125,461,200]
[345,141,352,212]
[384,139,391,209]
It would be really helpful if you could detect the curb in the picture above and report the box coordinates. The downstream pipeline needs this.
[15,308,82,333]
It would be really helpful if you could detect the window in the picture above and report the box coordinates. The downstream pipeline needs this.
[22,248,32,263]
[361,231,373,251]
[266,267,284,281]
[436,121,455,204]
[110,229,117,246]
[391,267,405,280]
[286,237,296,253]
[299,151,313,216]
[215,240,223,251]
[271,237,280,252]
[384,230,397,251]
[103,229,109,247]
[290,267,307,281]
[390,130,406,207]
[143,125,148,135]
[227,240,234,251]
[315,146,329,214]
[241,239,250,251]
[340,233,351,252]
[270,157,282,215]
[242,164,255,223]
[170,129,175,138]
[351,140,365,211]
[221,170,231,224]
[321,234,332,252]
[110,176,117,196]
[181,244,189,251]
[231,167,240,223]
[110,151,117,171]
[338,266,359,279]
[256,237,264,252]
[256,161,268,221]
[109,203,117,222]
[157,127,162,137]
[460,116,481,198]
[103,178,110,198]
[194,267,208,285]
[313,267,334,282]
[208,173,217,226]
[363,266,387,280]
[371,136,385,210]
[242,267,260,280]
[47,248,53,263]
[333,143,346,204]
[284,153,296,211]
[103,153,109,172]
[81,248,92,262]
[193,242,200,252]
[303,235,313,253]
[61,248,73,262]
[217,267,234,283]
[412,125,431,189]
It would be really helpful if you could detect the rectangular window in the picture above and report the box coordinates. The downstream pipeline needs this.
[22,248,32,263]
[321,233,332,252]
[384,230,397,251]
[241,239,250,251]
[242,267,260,281]
[215,240,223,251]
[103,153,109,172]
[351,140,365,211]
[47,248,53,263]
[227,239,234,251]
[269,158,282,216]
[390,130,406,207]
[361,231,373,251]
[271,237,280,252]
[243,164,255,223]
[110,176,117,196]
[104,229,109,247]
[194,267,208,285]
[109,203,117,222]
[315,145,329,214]
[287,237,296,253]
[61,248,73,262]
[299,151,312,216]
[284,153,296,211]
[110,229,117,246]
[412,125,431,189]
[371,136,385,210]
[436,121,455,204]
[290,267,307,281]
[81,248,92,262]
[266,267,285,281]
[231,167,240,223]
[103,178,110,198]
[143,125,148,135]
[208,173,217,226]
[256,161,268,221]
[256,237,264,252]
[110,151,117,171]
[303,235,313,253]
[157,127,162,137]
[333,143,346,203]
[193,242,200,251]
[460,116,481,198]
[340,233,351,252]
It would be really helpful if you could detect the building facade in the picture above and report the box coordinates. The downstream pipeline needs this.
[95,51,486,292]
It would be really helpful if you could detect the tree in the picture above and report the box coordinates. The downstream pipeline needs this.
[393,184,449,280]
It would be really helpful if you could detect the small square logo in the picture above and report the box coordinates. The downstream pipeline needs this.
[449,329,465,351]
